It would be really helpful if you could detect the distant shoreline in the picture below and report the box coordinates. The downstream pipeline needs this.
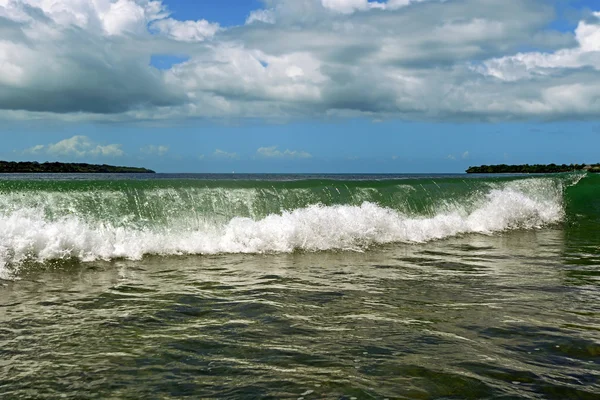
[0,161,155,174]
[466,163,600,174]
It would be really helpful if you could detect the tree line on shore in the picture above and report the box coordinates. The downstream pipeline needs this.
[466,163,600,174]
[0,161,155,173]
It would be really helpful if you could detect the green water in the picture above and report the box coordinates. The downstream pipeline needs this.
[0,173,599,399]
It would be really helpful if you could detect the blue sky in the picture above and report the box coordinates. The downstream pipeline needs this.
[1,0,600,173]
[164,0,264,26]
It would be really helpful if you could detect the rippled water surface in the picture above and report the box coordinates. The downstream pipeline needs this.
[1,173,599,399]
[2,230,599,399]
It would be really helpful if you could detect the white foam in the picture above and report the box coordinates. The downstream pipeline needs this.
[0,181,564,276]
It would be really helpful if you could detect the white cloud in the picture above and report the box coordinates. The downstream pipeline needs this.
[477,12,600,81]
[141,145,169,156]
[23,135,124,158]
[214,149,239,159]
[447,151,470,161]
[320,0,420,14]
[246,9,276,24]
[88,143,124,157]
[23,144,45,154]
[0,0,597,122]
[151,18,220,42]
[321,0,374,14]
[256,146,313,159]
[0,0,167,36]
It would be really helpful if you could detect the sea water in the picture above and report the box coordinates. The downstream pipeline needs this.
[0,173,598,398]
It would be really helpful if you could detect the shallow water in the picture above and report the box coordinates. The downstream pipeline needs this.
[1,174,599,398]
[1,230,599,399]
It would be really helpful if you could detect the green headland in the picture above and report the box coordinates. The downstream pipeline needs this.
[0,161,155,173]
[466,163,600,174]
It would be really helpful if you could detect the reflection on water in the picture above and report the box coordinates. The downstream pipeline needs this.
[1,229,599,399]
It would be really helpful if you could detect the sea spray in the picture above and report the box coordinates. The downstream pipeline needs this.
[0,174,580,275]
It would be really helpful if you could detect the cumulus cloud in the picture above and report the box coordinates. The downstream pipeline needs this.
[213,149,239,159]
[321,0,380,14]
[256,146,313,159]
[246,9,276,24]
[0,0,598,121]
[320,0,421,14]
[141,144,169,156]
[151,18,220,42]
[477,12,600,81]
[0,0,185,114]
[23,135,124,158]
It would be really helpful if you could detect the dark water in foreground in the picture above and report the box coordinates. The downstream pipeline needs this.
[0,173,599,399]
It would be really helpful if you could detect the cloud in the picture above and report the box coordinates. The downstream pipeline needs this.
[447,151,470,161]
[0,0,597,122]
[151,18,220,42]
[246,9,276,25]
[321,0,381,14]
[23,135,124,158]
[256,146,313,159]
[320,0,421,14]
[477,12,600,82]
[0,0,184,115]
[141,145,169,156]
[214,149,239,159]
[24,145,45,155]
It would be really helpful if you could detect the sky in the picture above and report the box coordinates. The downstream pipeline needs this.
[1,0,600,173]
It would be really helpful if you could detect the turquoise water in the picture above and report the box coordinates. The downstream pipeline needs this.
[1,173,599,398]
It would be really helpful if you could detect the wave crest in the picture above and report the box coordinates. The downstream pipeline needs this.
[0,181,565,276]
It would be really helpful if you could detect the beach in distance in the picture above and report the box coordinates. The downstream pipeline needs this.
[467,163,600,174]
[0,161,155,174]
[1,172,599,399]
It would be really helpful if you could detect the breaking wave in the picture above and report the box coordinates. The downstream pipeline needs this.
[0,173,583,276]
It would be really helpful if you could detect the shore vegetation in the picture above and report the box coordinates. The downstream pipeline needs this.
[466,164,600,174]
[0,161,155,173]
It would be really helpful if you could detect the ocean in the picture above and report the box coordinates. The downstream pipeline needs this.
[0,173,599,399]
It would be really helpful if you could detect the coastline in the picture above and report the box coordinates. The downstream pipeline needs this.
[466,163,600,174]
[0,161,155,174]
